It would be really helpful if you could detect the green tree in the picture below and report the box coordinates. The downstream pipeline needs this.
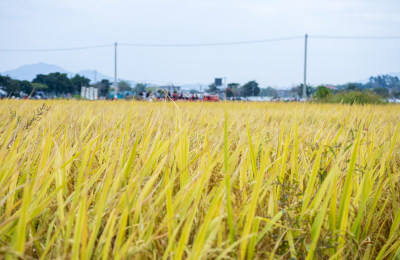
[240,81,260,97]
[313,86,331,99]
[290,84,314,98]
[0,74,19,96]
[31,83,48,92]
[332,90,383,104]
[368,75,400,89]
[345,83,360,91]
[118,80,132,91]
[206,83,218,94]
[133,83,147,95]
[225,88,234,98]
[17,80,33,96]
[228,83,240,97]
[32,73,75,94]
[392,87,400,99]
[71,74,90,90]
[373,87,389,98]
[96,79,111,96]
[260,87,278,98]
[157,89,166,97]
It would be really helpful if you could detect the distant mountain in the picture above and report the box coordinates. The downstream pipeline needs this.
[76,70,113,82]
[3,63,71,81]
[2,63,114,83]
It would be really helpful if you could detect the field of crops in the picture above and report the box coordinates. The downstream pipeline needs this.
[1,100,400,259]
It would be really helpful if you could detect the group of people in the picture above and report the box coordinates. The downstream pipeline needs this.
[138,91,211,101]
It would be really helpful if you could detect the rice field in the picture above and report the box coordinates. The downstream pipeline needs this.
[1,100,400,259]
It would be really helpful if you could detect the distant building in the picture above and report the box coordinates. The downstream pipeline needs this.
[215,78,223,86]
[324,85,337,90]
[277,89,292,98]
[157,85,181,93]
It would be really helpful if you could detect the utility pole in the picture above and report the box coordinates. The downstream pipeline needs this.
[224,77,227,100]
[94,70,97,84]
[114,42,118,100]
[303,34,308,100]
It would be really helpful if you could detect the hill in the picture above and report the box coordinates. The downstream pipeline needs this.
[3,63,71,81]
[2,63,114,83]
[76,70,113,82]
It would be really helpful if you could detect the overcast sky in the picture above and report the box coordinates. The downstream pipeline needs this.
[1,0,400,88]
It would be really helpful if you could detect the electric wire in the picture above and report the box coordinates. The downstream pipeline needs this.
[119,36,303,47]
[310,35,400,40]
[1,35,400,52]
[0,44,114,52]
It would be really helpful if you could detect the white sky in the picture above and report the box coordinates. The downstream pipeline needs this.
[1,0,400,87]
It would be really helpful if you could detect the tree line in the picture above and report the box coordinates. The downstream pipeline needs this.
[1,72,399,103]
[206,81,280,98]
[310,75,400,104]
[0,72,112,97]
[216,74,400,103]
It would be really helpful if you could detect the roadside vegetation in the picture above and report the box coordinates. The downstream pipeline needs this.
[313,86,385,104]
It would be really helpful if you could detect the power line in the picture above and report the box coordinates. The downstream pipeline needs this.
[310,35,400,40]
[0,43,114,52]
[119,36,304,47]
[0,36,304,52]
[2,35,400,52]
